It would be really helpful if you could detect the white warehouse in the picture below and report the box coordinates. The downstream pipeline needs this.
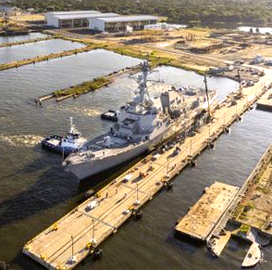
[89,15,158,32]
[45,10,120,28]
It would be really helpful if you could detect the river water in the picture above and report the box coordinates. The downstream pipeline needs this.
[0,32,49,44]
[0,47,271,270]
[0,39,85,64]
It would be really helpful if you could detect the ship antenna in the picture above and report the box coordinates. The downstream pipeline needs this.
[69,117,81,136]
[70,117,74,133]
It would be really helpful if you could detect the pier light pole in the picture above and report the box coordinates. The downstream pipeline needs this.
[166,157,169,176]
[92,219,96,245]
[71,236,74,260]
[62,148,65,163]
[135,183,140,205]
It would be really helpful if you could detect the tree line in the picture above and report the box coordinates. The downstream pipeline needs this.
[9,0,272,27]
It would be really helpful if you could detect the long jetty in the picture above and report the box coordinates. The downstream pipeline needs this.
[23,67,272,270]
[0,43,101,72]
[0,36,54,48]
[36,64,142,103]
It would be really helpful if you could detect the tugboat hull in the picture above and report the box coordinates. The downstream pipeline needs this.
[41,136,77,156]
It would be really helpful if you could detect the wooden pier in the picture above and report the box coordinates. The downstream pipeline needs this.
[23,68,272,270]
[175,182,239,240]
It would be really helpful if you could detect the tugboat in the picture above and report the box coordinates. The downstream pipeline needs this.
[101,110,119,122]
[42,117,87,155]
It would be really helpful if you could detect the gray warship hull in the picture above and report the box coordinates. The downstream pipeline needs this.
[65,117,186,180]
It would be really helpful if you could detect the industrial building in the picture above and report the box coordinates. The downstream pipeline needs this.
[45,10,120,28]
[89,15,158,32]
[0,6,21,17]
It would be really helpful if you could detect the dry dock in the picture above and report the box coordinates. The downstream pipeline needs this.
[256,87,272,111]
[175,182,239,240]
[232,144,272,236]
[23,67,272,270]
[207,144,272,267]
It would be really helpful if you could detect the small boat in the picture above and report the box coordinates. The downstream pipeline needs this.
[100,110,119,122]
[41,117,87,155]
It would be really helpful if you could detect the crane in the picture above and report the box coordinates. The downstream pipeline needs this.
[203,74,212,122]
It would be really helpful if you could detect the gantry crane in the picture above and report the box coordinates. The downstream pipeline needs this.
[204,74,213,122]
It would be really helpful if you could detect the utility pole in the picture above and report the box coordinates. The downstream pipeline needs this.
[135,183,140,205]
[92,219,95,244]
[3,12,9,31]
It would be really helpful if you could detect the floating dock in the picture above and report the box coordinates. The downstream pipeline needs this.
[175,182,239,241]
[256,87,272,111]
[23,68,272,270]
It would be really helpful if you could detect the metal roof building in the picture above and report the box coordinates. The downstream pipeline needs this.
[89,15,158,32]
[45,11,120,28]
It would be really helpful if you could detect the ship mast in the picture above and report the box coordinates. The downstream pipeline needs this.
[137,61,153,106]
[69,117,81,136]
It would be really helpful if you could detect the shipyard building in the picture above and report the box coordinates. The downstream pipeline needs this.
[89,15,158,32]
[45,11,158,32]
[45,11,120,28]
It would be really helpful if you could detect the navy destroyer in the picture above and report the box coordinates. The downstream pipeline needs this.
[63,62,217,180]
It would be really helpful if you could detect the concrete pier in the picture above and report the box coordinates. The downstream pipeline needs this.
[256,87,272,111]
[232,144,272,237]
[23,68,272,269]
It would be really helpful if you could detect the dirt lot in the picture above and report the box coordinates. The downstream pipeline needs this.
[39,25,272,73]
[10,14,45,22]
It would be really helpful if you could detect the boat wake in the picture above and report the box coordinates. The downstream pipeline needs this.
[81,108,101,117]
[0,134,44,147]
[55,106,101,117]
